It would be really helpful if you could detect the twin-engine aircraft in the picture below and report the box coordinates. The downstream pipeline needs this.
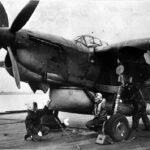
[1,0,150,142]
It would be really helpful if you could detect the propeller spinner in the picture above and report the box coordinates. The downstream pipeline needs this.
[0,0,39,88]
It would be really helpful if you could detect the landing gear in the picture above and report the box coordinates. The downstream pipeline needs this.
[104,114,130,142]
[103,85,130,142]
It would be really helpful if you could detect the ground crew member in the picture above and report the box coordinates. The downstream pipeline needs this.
[24,101,65,141]
[122,84,150,131]
[94,93,107,118]
[86,93,107,131]
[24,102,50,141]
[116,59,150,132]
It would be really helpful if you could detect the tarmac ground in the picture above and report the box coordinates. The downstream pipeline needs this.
[0,112,150,150]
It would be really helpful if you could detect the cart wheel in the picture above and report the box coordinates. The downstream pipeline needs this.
[104,114,130,142]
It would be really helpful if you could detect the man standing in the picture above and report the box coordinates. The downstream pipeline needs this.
[116,59,150,132]
[122,84,150,131]
[116,59,150,131]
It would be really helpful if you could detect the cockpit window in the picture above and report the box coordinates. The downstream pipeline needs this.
[74,35,108,52]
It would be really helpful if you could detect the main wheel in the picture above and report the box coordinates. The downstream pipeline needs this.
[104,114,130,142]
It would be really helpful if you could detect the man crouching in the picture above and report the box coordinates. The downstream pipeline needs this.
[24,102,50,141]
[24,101,63,141]
[86,93,107,131]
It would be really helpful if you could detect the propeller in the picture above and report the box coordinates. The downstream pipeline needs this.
[0,61,4,67]
[0,0,39,88]
[10,0,39,33]
[7,46,20,88]
[0,1,9,27]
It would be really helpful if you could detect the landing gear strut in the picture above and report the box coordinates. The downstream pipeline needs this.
[104,86,130,142]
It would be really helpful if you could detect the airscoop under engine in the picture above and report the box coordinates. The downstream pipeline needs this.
[48,87,150,116]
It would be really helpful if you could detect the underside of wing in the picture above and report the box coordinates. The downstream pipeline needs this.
[95,38,150,85]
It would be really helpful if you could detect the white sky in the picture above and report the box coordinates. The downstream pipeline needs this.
[1,0,150,92]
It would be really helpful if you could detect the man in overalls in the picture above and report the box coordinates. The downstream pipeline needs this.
[86,93,107,131]
[116,59,150,132]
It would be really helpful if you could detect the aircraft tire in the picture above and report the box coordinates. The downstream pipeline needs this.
[104,114,130,142]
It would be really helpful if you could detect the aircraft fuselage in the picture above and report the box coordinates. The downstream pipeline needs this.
[6,30,118,91]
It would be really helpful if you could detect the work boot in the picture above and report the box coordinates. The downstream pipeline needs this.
[31,135,42,141]
[40,126,49,135]
[128,129,137,140]
[142,114,150,131]
[130,116,140,140]
[144,125,150,131]
[24,134,31,141]
[132,116,140,131]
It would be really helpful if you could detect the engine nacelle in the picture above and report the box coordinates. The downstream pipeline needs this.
[49,87,136,116]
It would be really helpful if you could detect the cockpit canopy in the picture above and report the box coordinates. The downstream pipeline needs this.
[74,35,108,52]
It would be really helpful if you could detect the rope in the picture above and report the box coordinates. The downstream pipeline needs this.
[55,118,81,150]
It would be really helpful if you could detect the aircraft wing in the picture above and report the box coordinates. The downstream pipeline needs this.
[95,38,149,54]
[95,38,150,85]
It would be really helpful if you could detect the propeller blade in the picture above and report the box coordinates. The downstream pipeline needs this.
[0,61,4,67]
[10,0,39,32]
[0,1,9,27]
[7,46,20,89]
